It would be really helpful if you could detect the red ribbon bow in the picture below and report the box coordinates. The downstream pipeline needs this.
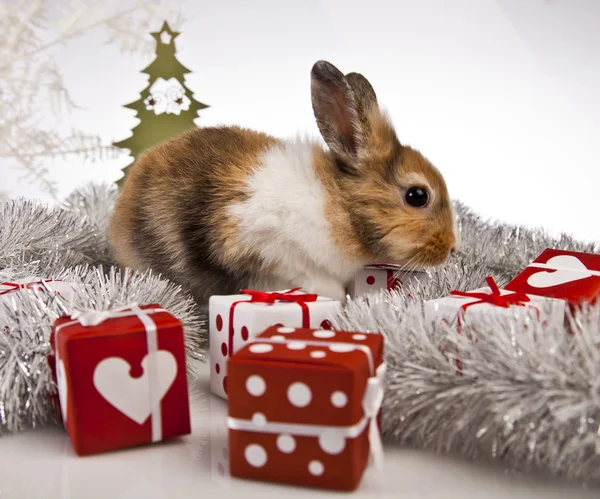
[239,287,319,304]
[449,276,531,325]
[0,280,51,296]
[227,288,319,364]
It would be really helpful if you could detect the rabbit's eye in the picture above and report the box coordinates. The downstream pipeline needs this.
[405,186,429,208]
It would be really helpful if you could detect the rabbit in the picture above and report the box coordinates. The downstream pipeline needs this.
[108,60,457,306]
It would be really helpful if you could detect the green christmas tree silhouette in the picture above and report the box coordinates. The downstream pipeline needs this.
[113,21,209,187]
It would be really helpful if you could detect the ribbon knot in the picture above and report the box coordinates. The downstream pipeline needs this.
[240,288,319,304]
[70,304,139,327]
[450,276,530,315]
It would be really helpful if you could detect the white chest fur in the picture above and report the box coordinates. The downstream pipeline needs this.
[227,139,363,301]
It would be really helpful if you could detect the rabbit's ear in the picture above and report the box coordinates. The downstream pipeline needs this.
[311,61,363,163]
[346,70,400,167]
[345,72,377,118]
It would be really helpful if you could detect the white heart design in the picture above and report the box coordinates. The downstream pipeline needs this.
[527,255,593,288]
[56,359,68,424]
[93,351,177,425]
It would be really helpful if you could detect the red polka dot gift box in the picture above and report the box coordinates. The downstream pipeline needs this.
[227,326,385,491]
[347,263,427,299]
[504,248,600,305]
[209,288,342,399]
[49,304,191,456]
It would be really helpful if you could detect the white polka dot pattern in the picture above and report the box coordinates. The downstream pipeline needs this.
[308,460,324,476]
[331,391,348,407]
[313,330,335,338]
[319,431,346,455]
[287,341,306,350]
[251,413,267,426]
[329,343,355,353]
[310,350,326,359]
[287,382,312,407]
[245,444,267,468]
[276,434,296,454]
[277,327,296,333]
[270,335,286,342]
[352,334,367,341]
[246,375,266,396]
[249,343,273,354]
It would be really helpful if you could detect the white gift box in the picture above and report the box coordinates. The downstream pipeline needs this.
[347,264,428,298]
[423,286,566,327]
[208,289,341,399]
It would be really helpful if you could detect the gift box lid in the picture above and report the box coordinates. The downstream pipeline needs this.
[528,248,600,272]
[209,289,339,310]
[432,285,563,304]
[50,303,182,348]
[230,327,383,376]
[504,248,600,303]
[228,327,384,427]
[425,285,566,320]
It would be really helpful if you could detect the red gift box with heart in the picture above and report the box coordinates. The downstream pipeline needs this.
[227,326,385,491]
[347,263,427,299]
[504,248,600,305]
[49,304,191,456]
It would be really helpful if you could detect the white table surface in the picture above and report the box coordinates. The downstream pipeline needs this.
[1,361,597,499]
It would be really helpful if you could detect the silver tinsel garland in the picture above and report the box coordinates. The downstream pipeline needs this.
[0,184,206,435]
[2,183,600,486]
[333,203,600,486]
[0,188,113,271]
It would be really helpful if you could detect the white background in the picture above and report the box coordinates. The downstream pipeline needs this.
[3,0,599,246]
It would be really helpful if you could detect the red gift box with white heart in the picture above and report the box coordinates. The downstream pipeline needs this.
[49,304,191,456]
[504,248,600,305]
[227,326,385,491]
[347,263,427,299]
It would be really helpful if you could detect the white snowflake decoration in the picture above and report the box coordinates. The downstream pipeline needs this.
[166,86,191,115]
[145,77,191,116]
[144,92,167,115]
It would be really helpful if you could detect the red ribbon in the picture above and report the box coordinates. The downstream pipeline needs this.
[450,276,531,318]
[228,288,319,356]
[448,276,532,375]
[0,280,53,296]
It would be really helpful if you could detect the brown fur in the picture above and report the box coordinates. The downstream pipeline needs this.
[109,126,279,303]
[310,146,377,264]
